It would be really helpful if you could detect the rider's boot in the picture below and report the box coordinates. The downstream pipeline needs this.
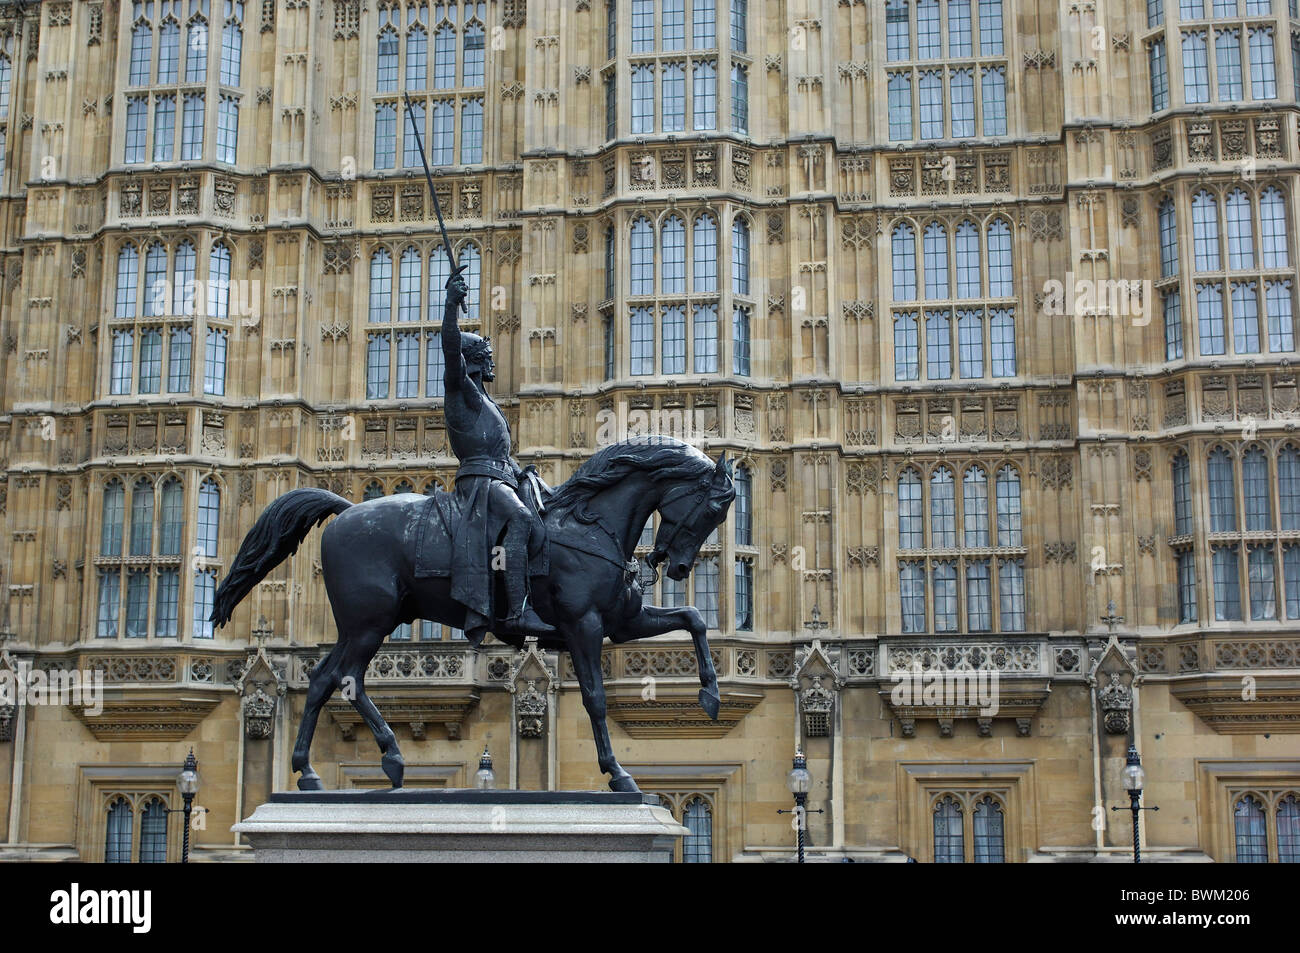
[499,516,556,637]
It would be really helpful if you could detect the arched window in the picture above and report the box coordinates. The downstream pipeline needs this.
[1192,190,1221,271]
[734,466,752,546]
[995,466,1021,546]
[197,479,220,557]
[1208,448,1237,531]
[1158,198,1179,278]
[892,223,917,301]
[377,27,399,91]
[998,557,1026,631]
[972,796,1005,862]
[731,217,750,296]
[159,19,180,83]
[221,4,243,86]
[986,219,1012,296]
[406,25,428,90]
[160,479,184,556]
[144,242,168,318]
[732,306,751,376]
[1234,795,1268,862]
[955,221,980,298]
[895,311,919,380]
[464,20,486,86]
[630,307,654,375]
[106,798,134,863]
[933,560,958,631]
[130,23,153,86]
[1280,446,1300,530]
[1225,189,1255,270]
[207,242,231,320]
[692,60,717,130]
[185,17,208,82]
[392,480,414,495]
[662,216,686,294]
[682,797,713,863]
[963,466,989,547]
[1259,186,1289,268]
[139,798,168,863]
[730,64,748,134]
[693,214,718,292]
[631,64,654,133]
[433,22,456,88]
[1172,451,1193,535]
[374,102,397,168]
[398,248,421,322]
[930,467,956,548]
[933,796,964,862]
[102,480,126,556]
[170,241,196,316]
[923,222,948,299]
[130,479,155,557]
[1243,448,1272,530]
[630,217,654,295]
[370,249,393,322]
[363,481,384,501]
[117,245,140,318]
[957,309,983,377]
[899,468,923,549]
[1279,793,1300,863]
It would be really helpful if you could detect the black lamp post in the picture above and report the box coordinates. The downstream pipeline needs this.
[1111,744,1159,863]
[171,749,201,863]
[474,746,495,790]
[777,749,824,863]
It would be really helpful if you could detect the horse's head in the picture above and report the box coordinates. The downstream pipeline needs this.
[652,453,736,580]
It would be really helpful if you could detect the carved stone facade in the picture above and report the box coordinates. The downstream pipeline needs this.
[0,1,1295,863]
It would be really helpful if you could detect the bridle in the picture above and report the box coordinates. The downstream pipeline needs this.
[653,475,717,564]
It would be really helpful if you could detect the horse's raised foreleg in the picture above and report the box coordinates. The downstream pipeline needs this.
[611,604,719,720]
[567,611,638,793]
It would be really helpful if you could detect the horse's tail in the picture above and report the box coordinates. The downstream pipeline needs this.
[211,488,352,628]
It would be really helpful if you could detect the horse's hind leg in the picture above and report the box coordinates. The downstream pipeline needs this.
[339,631,405,788]
[291,648,340,790]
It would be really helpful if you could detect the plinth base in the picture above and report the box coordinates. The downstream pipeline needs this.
[232,789,688,863]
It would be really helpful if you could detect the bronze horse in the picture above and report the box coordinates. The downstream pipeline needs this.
[211,437,735,793]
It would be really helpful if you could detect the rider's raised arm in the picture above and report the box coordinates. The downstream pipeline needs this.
[440,267,473,400]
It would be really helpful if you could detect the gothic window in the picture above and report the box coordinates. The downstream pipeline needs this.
[885,0,1008,140]
[105,798,134,862]
[221,1,244,86]
[375,3,484,171]
[1235,794,1268,861]
[897,463,1025,632]
[1151,37,1171,110]
[615,210,740,377]
[891,218,1015,381]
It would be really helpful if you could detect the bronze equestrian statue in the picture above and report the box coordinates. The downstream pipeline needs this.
[211,273,735,793]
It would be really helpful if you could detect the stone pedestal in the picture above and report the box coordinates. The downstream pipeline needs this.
[233,789,687,862]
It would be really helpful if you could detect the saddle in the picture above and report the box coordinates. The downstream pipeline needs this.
[412,480,550,579]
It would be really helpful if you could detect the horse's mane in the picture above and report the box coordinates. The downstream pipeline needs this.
[548,437,718,516]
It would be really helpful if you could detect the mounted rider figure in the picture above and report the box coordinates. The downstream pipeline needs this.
[441,265,555,644]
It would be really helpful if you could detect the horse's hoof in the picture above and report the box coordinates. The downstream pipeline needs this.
[699,687,721,721]
[382,754,405,789]
[297,774,324,791]
[609,774,642,794]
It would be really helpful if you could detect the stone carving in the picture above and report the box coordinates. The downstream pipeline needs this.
[1097,673,1132,735]
[242,686,277,739]
[516,679,547,737]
